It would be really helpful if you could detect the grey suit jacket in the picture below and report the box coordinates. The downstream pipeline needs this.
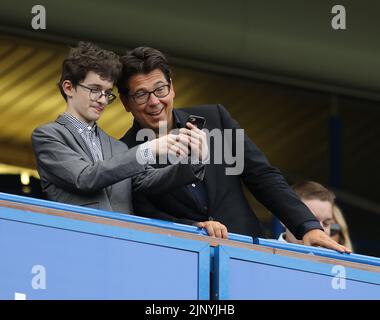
[31,115,204,214]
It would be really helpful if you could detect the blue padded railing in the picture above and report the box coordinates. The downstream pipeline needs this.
[253,238,380,267]
[0,192,253,244]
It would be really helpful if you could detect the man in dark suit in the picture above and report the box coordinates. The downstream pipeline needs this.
[117,46,350,252]
[32,42,205,214]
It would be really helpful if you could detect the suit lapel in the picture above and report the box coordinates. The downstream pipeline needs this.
[98,127,113,198]
[56,114,114,199]
[56,115,94,162]
[98,128,112,161]
[175,109,189,127]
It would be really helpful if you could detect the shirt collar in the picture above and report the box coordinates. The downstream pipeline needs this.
[277,232,288,242]
[63,112,98,134]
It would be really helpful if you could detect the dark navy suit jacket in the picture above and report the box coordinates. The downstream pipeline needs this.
[121,104,322,238]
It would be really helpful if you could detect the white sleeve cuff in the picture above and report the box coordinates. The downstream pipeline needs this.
[136,142,156,165]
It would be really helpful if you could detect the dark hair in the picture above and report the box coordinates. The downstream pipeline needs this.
[58,42,122,100]
[117,47,172,96]
[292,181,335,204]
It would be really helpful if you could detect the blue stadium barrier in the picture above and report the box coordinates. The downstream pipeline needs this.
[214,245,380,299]
[2,192,380,300]
[0,192,253,244]
[253,238,380,267]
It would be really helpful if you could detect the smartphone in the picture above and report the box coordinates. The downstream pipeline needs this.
[187,115,206,129]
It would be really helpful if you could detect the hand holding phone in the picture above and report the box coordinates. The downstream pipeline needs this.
[184,115,208,162]
[187,115,206,129]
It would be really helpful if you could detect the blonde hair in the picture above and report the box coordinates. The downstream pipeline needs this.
[333,205,354,251]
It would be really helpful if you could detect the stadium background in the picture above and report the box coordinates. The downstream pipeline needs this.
[1,0,379,256]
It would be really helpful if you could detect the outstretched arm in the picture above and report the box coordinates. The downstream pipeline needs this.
[303,229,351,253]
[32,125,146,194]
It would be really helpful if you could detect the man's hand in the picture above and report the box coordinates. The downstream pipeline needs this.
[181,122,209,163]
[195,221,228,239]
[303,229,352,253]
[148,133,190,159]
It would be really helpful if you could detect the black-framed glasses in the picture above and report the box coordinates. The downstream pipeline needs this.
[330,223,341,236]
[129,84,170,105]
[77,83,117,105]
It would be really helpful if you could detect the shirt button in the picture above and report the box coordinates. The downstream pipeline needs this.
[93,142,96,146]
[191,183,196,187]
[204,206,208,211]
[87,126,92,130]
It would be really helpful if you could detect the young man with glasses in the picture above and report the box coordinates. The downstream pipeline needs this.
[32,42,206,214]
[117,46,351,252]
